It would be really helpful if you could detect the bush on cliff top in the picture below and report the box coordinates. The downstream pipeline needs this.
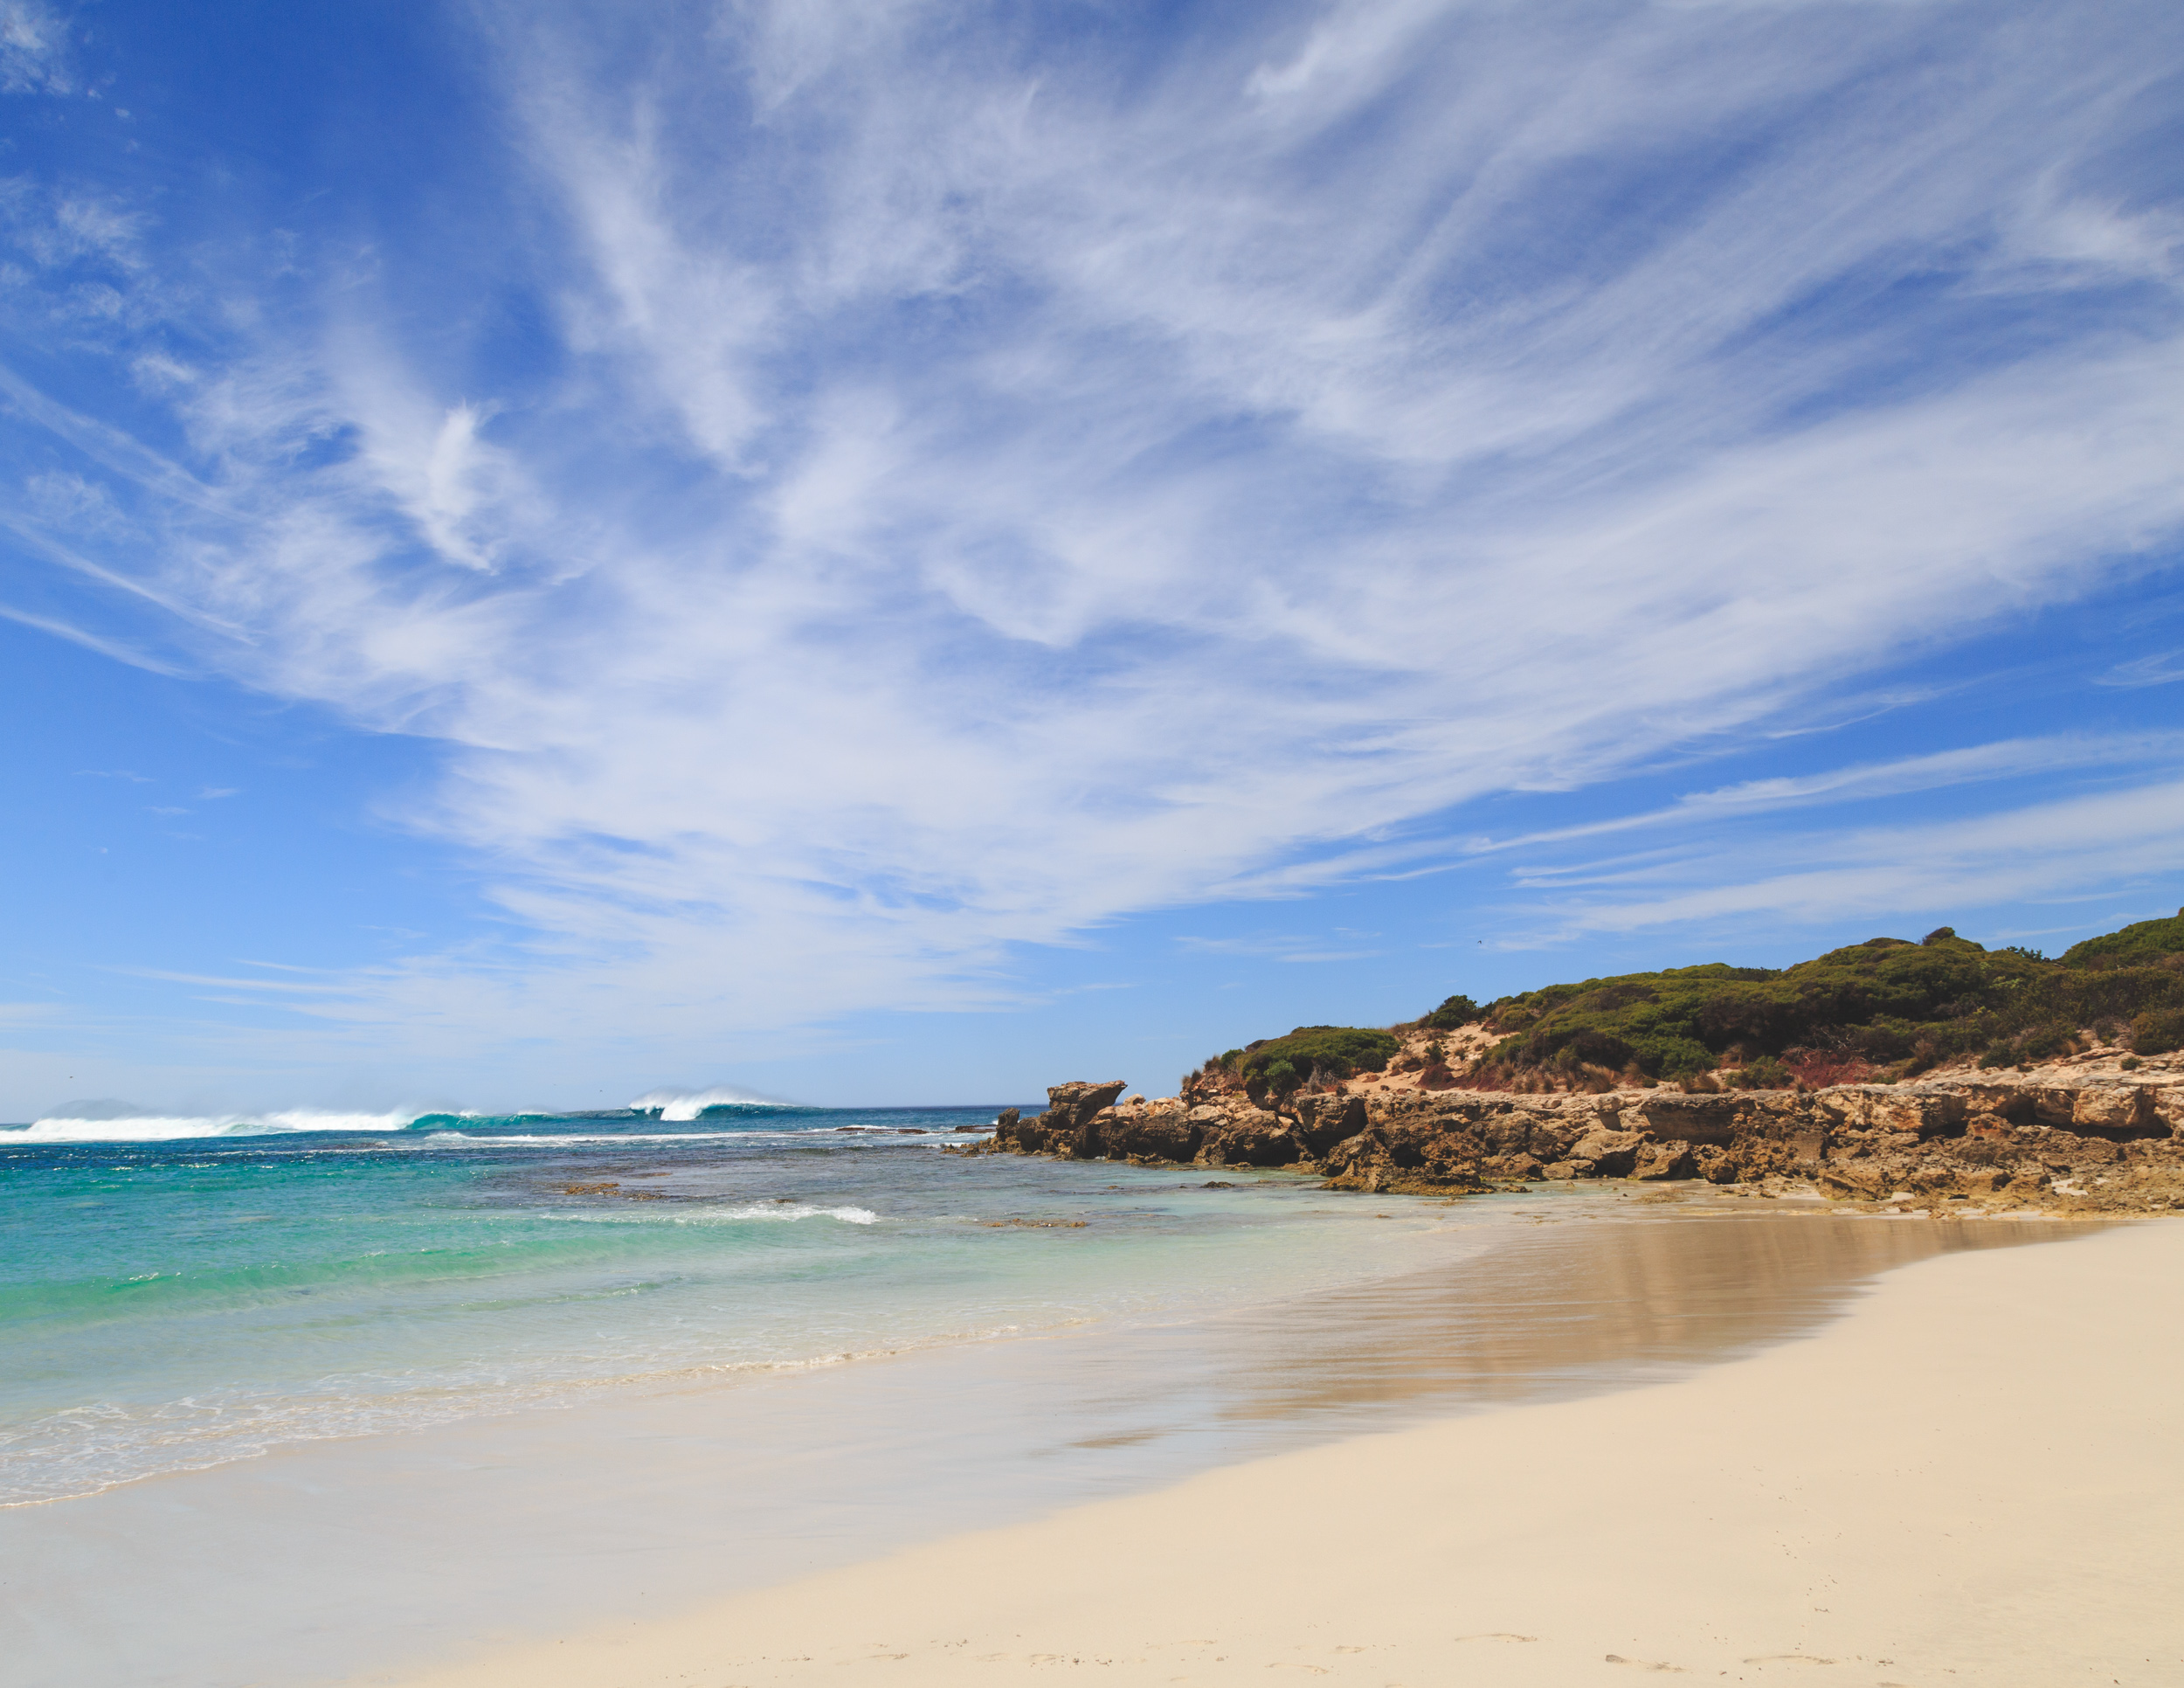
[1222,1025,1400,1083]
[1196,912,2184,1097]
[2062,910,2184,969]
[1438,919,2184,1087]
[2135,1008,2184,1056]
[1421,993,1480,1030]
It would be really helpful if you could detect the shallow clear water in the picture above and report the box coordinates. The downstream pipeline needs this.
[2,1102,2092,1688]
[0,1103,1488,1507]
[0,1189,2084,1688]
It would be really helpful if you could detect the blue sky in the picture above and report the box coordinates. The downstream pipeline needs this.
[3,0,2181,1117]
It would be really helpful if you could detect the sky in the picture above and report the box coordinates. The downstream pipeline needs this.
[2,0,2181,1117]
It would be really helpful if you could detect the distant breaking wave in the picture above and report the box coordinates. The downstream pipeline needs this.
[626,1085,793,1121]
[12,1107,421,1144]
[6,1088,802,1143]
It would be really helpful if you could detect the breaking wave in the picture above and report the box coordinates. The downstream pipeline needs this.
[627,1085,793,1121]
[10,1108,421,1144]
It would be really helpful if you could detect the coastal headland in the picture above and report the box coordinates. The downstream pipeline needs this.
[980,917,2184,1215]
[984,1057,2184,1214]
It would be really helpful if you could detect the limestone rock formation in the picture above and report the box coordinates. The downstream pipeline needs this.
[994,1082,1127,1156]
[988,1066,2184,1214]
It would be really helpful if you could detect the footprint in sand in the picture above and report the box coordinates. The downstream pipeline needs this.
[1603,1655,1685,1672]
[1455,1633,1538,1643]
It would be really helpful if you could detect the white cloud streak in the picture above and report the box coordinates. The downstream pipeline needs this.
[1512,778,2184,940]
[1466,734,2184,857]
[0,0,69,95]
[2,0,2181,1066]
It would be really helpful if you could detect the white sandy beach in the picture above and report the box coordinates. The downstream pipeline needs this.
[379,1220,2184,1688]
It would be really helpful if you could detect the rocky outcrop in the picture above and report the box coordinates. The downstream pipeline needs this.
[994,1082,1128,1156]
[989,1069,2184,1214]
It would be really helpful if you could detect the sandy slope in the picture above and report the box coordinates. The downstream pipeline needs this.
[377,1221,2184,1688]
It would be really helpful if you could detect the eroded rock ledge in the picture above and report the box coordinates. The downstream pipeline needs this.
[982,1074,2184,1214]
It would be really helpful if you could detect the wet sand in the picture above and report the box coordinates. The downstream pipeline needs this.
[377,1215,2183,1688]
[1,1196,2097,1687]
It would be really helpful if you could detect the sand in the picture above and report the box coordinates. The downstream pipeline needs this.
[375,1220,2184,1688]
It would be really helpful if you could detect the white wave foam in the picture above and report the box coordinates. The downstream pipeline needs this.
[11,1109,418,1144]
[420,1131,758,1145]
[627,1085,791,1121]
[544,1201,879,1225]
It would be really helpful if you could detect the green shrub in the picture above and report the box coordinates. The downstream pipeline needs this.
[1211,911,2184,1093]
[1241,1026,1400,1081]
[2132,1008,2184,1056]
[2061,911,2184,969]
[2015,1021,2075,1062]
[1458,922,2184,1087]
[1623,1034,1715,1078]
[1260,1059,1300,1097]
[1422,993,1480,1029]
[1727,1055,1794,1090]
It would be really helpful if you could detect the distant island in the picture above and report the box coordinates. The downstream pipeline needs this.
[979,913,2184,1215]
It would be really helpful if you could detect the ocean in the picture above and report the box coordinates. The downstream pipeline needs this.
[1,1101,2074,1686]
[0,1100,1495,1512]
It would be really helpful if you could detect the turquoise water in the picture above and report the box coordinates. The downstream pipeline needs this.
[0,1103,1482,1507]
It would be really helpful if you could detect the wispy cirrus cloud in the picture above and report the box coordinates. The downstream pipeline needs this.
[0,0,70,95]
[1466,734,2184,858]
[1505,778,2184,943]
[1173,932,1386,965]
[2098,651,2184,688]
[1,1,2180,1076]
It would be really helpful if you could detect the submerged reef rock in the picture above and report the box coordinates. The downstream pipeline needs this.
[992,1069,2184,1215]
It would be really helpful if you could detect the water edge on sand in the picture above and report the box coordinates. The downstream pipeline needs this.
[1,1187,2096,1688]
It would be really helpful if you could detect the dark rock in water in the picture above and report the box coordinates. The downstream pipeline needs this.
[995,1081,1126,1158]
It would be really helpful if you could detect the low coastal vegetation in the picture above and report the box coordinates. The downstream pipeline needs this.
[1201,1026,1403,1097]
[1190,912,2184,1098]
[991,910,2184,1217]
